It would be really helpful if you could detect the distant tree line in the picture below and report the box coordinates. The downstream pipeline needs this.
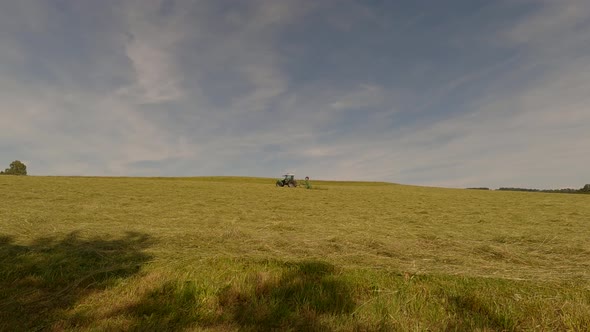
[0,160,27,175]
[468,184,590,194]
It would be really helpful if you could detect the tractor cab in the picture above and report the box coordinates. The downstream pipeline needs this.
[276,173,297,187]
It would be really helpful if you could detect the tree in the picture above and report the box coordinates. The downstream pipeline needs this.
[2,160,27,175]
[581,184,590,193]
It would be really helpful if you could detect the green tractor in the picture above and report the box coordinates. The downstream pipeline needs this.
[276,173,298,187]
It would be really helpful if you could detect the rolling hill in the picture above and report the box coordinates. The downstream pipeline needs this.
[1,176,589,330]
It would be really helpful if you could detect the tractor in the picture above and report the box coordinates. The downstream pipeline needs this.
[276,174,298,187]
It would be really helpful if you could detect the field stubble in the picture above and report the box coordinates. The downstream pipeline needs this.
[1,176,589,331]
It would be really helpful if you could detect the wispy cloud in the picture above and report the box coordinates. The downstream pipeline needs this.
[0,0,588,188]
[117,1,186,103]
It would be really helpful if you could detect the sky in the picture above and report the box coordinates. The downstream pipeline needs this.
[1,0,589,189]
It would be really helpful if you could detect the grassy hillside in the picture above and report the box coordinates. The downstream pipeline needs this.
[1,176,589,331]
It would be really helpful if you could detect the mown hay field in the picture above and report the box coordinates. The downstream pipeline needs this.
[1,176,589,331]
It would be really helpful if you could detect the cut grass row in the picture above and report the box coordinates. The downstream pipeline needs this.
[1,176,589,330]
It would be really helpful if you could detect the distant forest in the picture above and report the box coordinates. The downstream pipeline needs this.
[468,184,590,194]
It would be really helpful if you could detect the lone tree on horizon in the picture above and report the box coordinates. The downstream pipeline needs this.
[1,160,27,175]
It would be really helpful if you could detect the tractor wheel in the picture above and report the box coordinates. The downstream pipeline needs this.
[276,182,284,187]
[288,182,296,188]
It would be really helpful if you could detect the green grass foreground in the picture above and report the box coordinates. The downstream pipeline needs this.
[1,176,589,331]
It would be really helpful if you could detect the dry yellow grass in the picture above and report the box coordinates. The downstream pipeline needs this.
[1,176,589,330]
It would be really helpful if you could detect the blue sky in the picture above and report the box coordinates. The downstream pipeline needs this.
[1,0,589,188]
